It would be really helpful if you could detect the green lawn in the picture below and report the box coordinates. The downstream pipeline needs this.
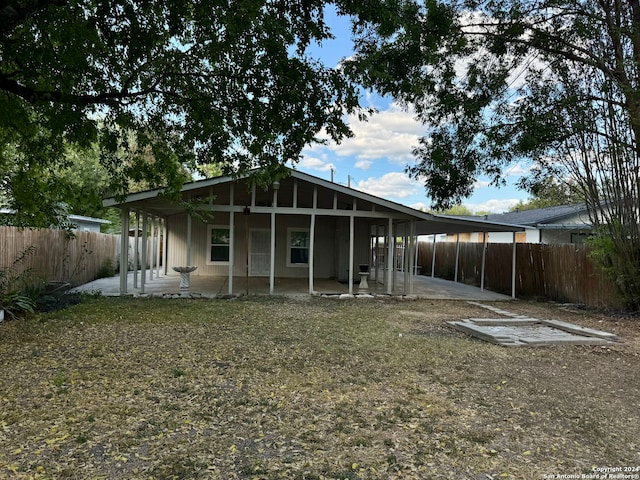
[0,297,638,479]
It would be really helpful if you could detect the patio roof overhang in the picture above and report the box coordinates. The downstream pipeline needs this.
[103,169,527,235]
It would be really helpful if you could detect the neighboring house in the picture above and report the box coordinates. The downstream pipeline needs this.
[103,169,525,295]
[444,204,593,244]
[0,208,110,232]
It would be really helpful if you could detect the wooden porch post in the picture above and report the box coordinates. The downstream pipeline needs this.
[162,217,168,275]
[155,217,161,278]
[348,214,354,295]
[409,221,416,294]
[454,233,460,283]
[228,183,234,295]
[481,231,488,291]
[149,217,155,281]
[387,218,393,294]
[119,208,129,295]
[141,212,148,293]
[186,213,192,266]
[270,184,278,295]
[309,187,317,294]
[133,211,139,289]
[512,232,517,299]
[374,225,380,285]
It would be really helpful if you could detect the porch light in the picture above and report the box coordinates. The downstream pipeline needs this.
[272,181,280,191]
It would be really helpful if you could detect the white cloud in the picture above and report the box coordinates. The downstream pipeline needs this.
[409,201,432,212]
[298,156,335,172]
[308,103,424,165]
[464,198,520,214]
[504,162,531,177]
[355,172,423,200]
[355,160,372,170]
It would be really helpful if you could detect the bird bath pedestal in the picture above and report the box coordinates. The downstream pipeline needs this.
[172,266,198,295]
[358,264,370,294]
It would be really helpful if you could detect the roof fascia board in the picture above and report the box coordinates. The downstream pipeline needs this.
[430,213,528,232]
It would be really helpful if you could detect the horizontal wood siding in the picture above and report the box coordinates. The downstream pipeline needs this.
[418,241,621,308]
[0,226,119,287]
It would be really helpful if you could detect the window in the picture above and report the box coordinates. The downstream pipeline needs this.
[287,228,309,266]
[208,226,230,264]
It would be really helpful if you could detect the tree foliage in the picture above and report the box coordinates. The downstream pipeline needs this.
[0,0,363,227]
[346,0,640,308]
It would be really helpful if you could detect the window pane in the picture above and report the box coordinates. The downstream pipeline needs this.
[210,245,229,262]
[211,228,230,245]
[290,231,309,248]
[290,247,309,264]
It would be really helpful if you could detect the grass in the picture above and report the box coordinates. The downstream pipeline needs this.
[0,296,639,479]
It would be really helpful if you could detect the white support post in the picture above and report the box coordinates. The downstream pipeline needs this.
[403,231,409,294]
[348,214,355,295]
[481,231,488,291]
[309,187,317,294]
[454,233,460,283]
[374,225,380,285]
[387,218,393,294]
[119,208,129,295]
[409,222,416,294]
[228,184,234,295]
[309,213,316,294]
[270,211,276,295]
[149,217,155,281]
[162,217,168,275]
[512,232,517,299]
[155,217,161,278]
[141,212,148,293]
[186,213,192,267]
[133,211,139,289]
[293,180,298,208]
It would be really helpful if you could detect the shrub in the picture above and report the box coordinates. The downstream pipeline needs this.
[0,247,38,320]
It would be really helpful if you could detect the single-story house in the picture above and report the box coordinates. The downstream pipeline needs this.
[103,169,525,296]
[443,204,593,244]
[0,208,110,232]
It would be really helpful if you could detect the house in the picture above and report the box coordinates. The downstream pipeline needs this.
[0,208,110,232]
[443,204,592,244]
[103,169,525,296]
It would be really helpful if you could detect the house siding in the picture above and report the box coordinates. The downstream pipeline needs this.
[166,212,369,279]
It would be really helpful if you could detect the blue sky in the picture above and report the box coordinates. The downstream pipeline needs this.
[291,6,528,214]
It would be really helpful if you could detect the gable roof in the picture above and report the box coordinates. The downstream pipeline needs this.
[103,169,526,235]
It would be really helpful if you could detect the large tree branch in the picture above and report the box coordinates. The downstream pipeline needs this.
[0,73,164,106]
[0,0,67,38]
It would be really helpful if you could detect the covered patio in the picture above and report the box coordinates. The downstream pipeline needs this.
[103,169,525,299]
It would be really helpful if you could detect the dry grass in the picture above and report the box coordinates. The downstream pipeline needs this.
[0,296,639,479]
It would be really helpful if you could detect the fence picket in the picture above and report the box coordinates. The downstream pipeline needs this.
[0,227,119,288]
[417,241,621,308]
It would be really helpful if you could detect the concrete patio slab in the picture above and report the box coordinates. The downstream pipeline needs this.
[448,302,620,347]
[70,270,513,301]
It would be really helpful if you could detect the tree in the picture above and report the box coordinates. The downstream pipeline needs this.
[346,0,640,308]
[0,0,363,227]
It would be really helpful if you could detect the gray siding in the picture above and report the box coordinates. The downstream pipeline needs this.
[166,213,370,279]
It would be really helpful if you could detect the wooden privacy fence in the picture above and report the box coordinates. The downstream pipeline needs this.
[0,226,119,287]
[417,241,621,309]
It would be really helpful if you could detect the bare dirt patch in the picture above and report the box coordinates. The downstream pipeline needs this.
[0,297,638,479]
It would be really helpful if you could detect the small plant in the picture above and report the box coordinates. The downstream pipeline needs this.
[0,247,38,320]
[95,258,117,279]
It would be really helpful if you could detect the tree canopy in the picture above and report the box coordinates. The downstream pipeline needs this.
[346,0,640,308]
[0,0,366,227]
